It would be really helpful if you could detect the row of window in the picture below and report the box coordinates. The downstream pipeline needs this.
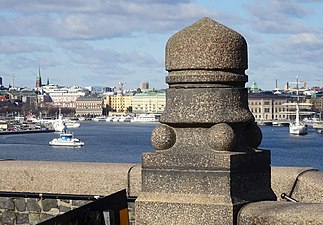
[249,101,286,105]
[254,114,287,119]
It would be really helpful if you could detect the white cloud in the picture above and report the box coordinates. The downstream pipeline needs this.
[0,0,219,40]
[0,38,50,54]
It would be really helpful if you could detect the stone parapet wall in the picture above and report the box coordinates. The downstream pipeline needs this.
[271,166,323,202]
[0,197,92,225]
[0,160,141,196]
[0,160,322,224]
[0,160,141,224]
[239,167,323,225]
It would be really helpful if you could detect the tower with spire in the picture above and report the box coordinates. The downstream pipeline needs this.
[36,66,42,88]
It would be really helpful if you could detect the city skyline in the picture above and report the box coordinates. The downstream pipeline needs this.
[0,1,323,90]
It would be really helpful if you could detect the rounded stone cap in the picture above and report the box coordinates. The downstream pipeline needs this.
[166,17,248,73]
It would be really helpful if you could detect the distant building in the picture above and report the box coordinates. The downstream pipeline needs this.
[75,96,103,116]
[105,92,133,113]
[38,85,89,109]
[249,81,261,93]
[49,92,86,108]
[248,92,292,120]
[139,81,149,90]
[132,91,166,114]
[247,92,315,121]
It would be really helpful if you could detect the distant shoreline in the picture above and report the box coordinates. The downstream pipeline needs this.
[0,129,55,135]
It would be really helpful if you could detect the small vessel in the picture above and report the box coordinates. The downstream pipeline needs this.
[284,77,308,135]
[52,113,67,133]
[131,114,160,122]
[313,122,323,134]
[288,101,308,135]
[49,132,84,147]
[64,120,81,129]
[93,116,107,122]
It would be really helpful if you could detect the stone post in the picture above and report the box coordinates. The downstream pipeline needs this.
[135,17,276,225]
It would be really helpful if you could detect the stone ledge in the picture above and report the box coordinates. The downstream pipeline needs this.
[0,160,141,197]
[271,166,322,202]
[238,201,323,225]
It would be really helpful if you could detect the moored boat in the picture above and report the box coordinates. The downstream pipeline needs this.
[131,114,160,122]
[64,120,81,129]
[93,116,107,122]
[313,122,323,134]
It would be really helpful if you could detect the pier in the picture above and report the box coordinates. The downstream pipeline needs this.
[0,128,54,135]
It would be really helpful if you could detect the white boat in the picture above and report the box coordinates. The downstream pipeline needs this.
[49,132,84,147]
[52,113,67,133]
[64,120,81,129]
[289,101,308,135]
[131,114,160,122]
[284,78,308,135]
[313,122,323,134]
[93,116,107,122]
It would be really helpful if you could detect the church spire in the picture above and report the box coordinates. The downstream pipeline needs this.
[36,65,42,88]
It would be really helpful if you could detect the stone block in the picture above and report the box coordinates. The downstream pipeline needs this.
[14,198,26,212]
[59,205,71,213]
[0,161,140,197]
[39,213,55,223]
[1,211,16,225]
[293,170,323,203]
[136,192,244,225]
[26,199,41,212]
[271,166,315,200]
[165,17,247,72]
[16,213,28,224]
[0,197,14,210]
[42,199,58,212]
[161,88,253,124]
[28,213,40,225]
[142,151,270,171]
[238,201,323,225]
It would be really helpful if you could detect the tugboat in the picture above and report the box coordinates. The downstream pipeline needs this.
[49,132,84,147]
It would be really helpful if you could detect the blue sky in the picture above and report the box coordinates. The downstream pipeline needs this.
[0,0,322,90]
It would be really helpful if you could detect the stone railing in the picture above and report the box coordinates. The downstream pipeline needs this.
[0,161,322,224]
[0,160,140,224]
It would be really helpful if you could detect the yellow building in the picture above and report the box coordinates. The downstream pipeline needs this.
[105,92,133,113]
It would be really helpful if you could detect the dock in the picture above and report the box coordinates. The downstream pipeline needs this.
[0,128,55,135]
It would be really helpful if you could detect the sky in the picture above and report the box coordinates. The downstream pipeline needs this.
[0,0,323,90]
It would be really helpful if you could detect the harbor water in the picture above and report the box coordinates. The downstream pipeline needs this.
[0,122,322,171]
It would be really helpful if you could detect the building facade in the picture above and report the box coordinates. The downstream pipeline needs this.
[75,96,103,116]
[49,92,86,108]
[248,92,292,121]
[132,91,166,114]
[104,92,133,113]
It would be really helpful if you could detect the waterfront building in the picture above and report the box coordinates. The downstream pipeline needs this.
[75,96,103,116]
[7,89,37,104]
[37,85,89,109]
[49,92,86,108]
[311,96,323,117]
[132,91,166,114]
[248,92,292,120]
[105,92,133,113]
[248,92,314,121]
